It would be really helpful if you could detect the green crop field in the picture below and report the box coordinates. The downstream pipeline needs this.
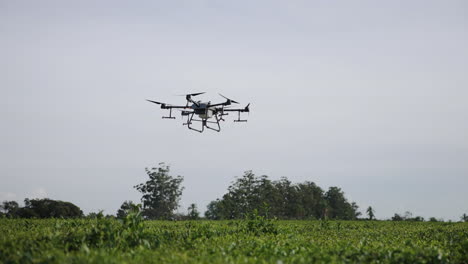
[1,214,467,264]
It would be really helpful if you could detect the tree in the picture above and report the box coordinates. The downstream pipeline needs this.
[404,211,413,220]
[211,171,272,219]
[295,181,326,219]
[87,210,104,219]
[116,201,136,219]
[391,213,403,221]
[366,206,375,220]
[2,198,83,218]
[206,172,360,220]
[1,201,19,217]
[17,198,83,218]
[226,171,264,217]
[205,200,221,220]
[134,163,184,220]
[461,213,468,222]
[187,203,200,220]
[324,187,359,220]
[351,202,362,219]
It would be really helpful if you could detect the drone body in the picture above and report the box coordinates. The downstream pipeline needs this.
[147,93,250,133]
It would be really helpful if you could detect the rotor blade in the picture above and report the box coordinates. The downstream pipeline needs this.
[176,92,205,97]
[146,99,164,105]
[179,92,204,107]
[186,96,200,107]
[189,92,205,97]
[218,93,239,104]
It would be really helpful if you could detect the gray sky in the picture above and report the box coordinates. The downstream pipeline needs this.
[1,0,467,220]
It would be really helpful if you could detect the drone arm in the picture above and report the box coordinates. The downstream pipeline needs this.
[164,105,189,109]
[207,102,230,107]
[223,104,250,122]
[146,99,190,109]
[223,108,248,112]
[223,103,250,113]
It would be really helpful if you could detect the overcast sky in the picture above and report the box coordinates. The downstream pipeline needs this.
[1,0,467,220]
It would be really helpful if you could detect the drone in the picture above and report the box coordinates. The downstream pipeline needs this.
[147,92,250,133]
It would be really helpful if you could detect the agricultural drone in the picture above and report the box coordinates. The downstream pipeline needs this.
[147,92,250,133]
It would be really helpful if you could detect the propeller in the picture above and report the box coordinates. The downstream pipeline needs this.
[187,92,205,97]
[244,103,250,112]
[177,92,205,107]
[176,92,205,96]
[146,99,163,104]
[177,92,205,100]
[146,99,166,108]
[218,93,239,104]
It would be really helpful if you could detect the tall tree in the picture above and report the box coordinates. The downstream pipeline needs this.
[296,181,326,219]
[215,171,280,219]
[116,201,136,219]
[366,206,375,220]
[1,201,19,217]
[187,203,199,220]
[351,202,362,219]
[273,177,295,218]
[460,213,468,222]
[392,213,403,221]
[227,171,261,216]
[134,163,184,220]
[324,187,359,220]
[205,200,222,220]
[404,211,413,220]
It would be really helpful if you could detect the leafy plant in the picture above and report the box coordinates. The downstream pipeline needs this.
[1,218,467,263]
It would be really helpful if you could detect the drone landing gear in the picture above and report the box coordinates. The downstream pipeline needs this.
[183,113,201,132]
[233,111,247,122]
[162,108,176,119]
[183,113,221,133]
[205,115,221,132]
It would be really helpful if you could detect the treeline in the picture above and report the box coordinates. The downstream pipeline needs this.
[2,164,468,222]
[122,164,359,220]
[204,171,360,220]
[0,199,83,218]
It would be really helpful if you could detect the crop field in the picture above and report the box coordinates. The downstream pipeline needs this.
[1,215,467,264]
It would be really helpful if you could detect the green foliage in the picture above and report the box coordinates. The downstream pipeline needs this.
[324,187,360,219]
[1,219,467,263]
[1,199,83,218]
[392,211,425,222]
[206,171,359,220]
[116,201,136,219]
[240,209,278,235]
[392,213,404,221]
[0,200,19,217]
[461,213,468,222]
[187,203,200,220]
[367,206,375,220]
[429,217,444,222]
[134,163,184,220]
[205,200,221,220]
[87,210,105,219]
